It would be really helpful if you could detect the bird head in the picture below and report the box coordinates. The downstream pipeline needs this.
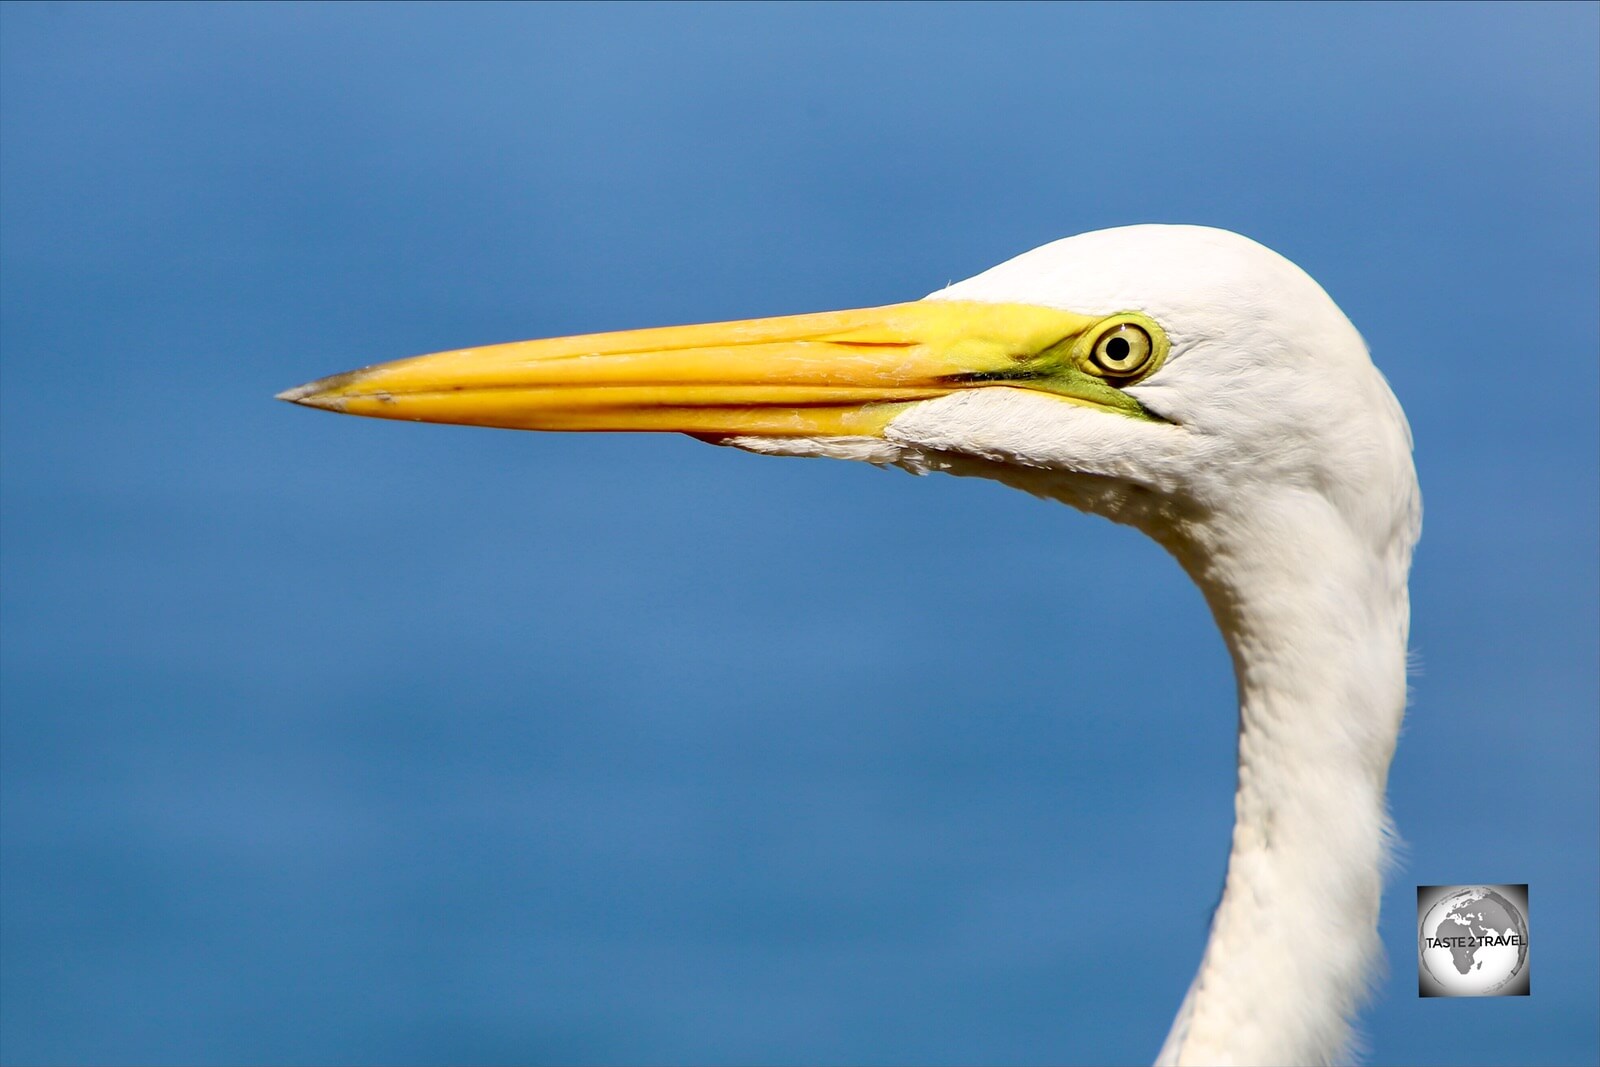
[280,225,1418,562]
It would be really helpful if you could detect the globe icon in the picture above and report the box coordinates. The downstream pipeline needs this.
[1419,886,1529,995]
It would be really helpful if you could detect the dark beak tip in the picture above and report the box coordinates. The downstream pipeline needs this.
[275,382,338,409]
[276,368,367,409]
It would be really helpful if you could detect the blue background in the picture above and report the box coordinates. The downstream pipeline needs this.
[3,3,1596,1064]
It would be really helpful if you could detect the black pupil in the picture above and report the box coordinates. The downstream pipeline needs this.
[1105,336,1131,362]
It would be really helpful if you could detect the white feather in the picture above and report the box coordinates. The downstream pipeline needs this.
[728,225,1420,1065]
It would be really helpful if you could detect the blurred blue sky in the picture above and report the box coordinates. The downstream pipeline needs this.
[2,3,1595,1064]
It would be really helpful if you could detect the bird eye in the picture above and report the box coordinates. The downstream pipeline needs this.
[1067,313,1168,388]
[1089,324,1153,377]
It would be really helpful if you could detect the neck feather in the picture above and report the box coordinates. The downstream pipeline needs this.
[1154,490,1413,1067]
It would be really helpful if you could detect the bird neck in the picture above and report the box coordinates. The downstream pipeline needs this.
[1155,491,1413,1067]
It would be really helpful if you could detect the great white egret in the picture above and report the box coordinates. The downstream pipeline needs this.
[280,225,1421,1066]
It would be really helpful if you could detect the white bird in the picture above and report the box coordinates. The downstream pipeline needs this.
[281,225,1421,1066]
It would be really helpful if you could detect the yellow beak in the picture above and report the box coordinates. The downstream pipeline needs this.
[278,300,1129,437]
